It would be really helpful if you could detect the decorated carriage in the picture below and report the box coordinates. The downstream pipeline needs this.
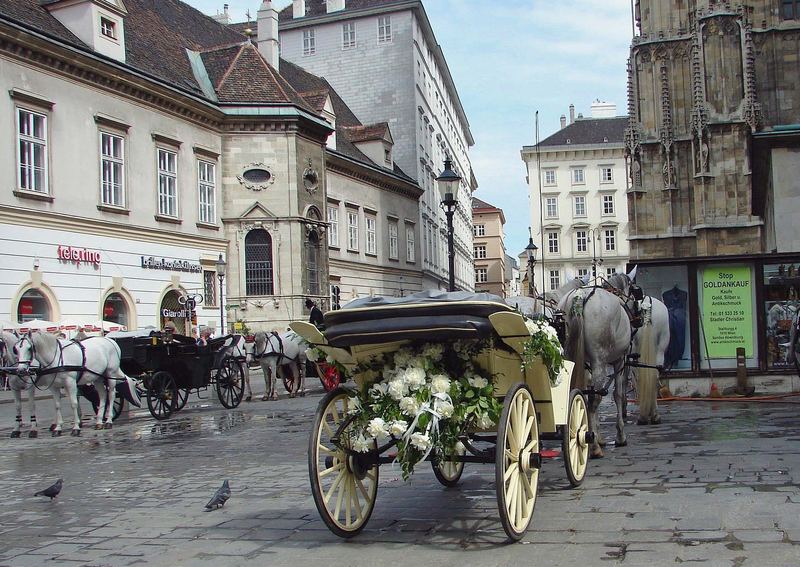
[291,291,592,541]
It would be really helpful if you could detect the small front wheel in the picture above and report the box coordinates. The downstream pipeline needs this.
[432,445,465,487]
[112,395,125,421]
[216,359,245,409]
[562,389,589,487]
[147,371,177,420]
[316,362,342,392]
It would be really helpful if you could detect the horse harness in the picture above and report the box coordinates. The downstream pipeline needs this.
[17,336,110,390]
[252,332,299,366]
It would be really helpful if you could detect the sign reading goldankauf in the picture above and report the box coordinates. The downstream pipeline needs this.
[141,256,201,273]
[701,266,754,359]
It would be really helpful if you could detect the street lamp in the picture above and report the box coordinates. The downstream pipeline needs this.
[588,228,603,280]
[215,253,227,334]
[525,229,538,297]
[436,158,462,292]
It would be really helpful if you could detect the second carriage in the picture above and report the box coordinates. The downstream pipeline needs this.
[110,330,247,420]
[292,291,593,541]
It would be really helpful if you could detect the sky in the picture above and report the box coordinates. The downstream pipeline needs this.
[184,0,634,257]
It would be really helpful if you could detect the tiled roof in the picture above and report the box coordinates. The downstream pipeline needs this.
[2,0,85,47]
[472,197,499,210]
[343,123,390,143]
[537,117,628,147]
[278,0,407,22]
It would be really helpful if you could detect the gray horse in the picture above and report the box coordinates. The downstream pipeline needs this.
[251,331,308,400]
[2,331,40,438]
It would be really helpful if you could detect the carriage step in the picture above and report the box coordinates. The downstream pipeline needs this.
[540,449,561,459]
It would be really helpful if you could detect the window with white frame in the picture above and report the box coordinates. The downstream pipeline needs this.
[157,148,178,217]
[377,15,392,43]
[100,132,124,206]
[603,194,615,215]
[347,210,359,250]
[473,224,485,236]
[549,269,561,290]
[572,168,585,184]
[342,22,356,49]
[545,197,558,219]
[328,205,339,247]
[365,215,377,255]
[543,169,556,185]
[574,195,586,217]
[197,160,215,224]
[388,220,398,259]
[303,29,316,56]
[406,224,415,262]
[547,231,560,254]
[100,17,117,39]
[16,108,48,193]
[474,245,487,259]
[577,267,589,279]
[601,166,613,183]
[475,268,488,283]
[575,230,588,253]
[606,267,617,277]
[604,229,616,251]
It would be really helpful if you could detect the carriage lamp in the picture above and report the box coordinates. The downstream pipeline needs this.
[525,230,538,297]
[436,158,462,292]
[215,254,227,334]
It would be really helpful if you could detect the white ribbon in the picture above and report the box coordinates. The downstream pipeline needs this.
[397,391,453,466]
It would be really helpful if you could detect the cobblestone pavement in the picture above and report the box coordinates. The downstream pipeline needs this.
[0,386,798,567]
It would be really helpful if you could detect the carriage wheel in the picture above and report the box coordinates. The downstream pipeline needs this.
[174,388,190,411]
[496,383,539,541]
[562,389,589,487]
[112,395,125,421]
[281,365,296,394]
[309,388,378,538]
[216,358,245,409]
[147,371,177,420]
[317,362,342,392]
[432,444,465,487]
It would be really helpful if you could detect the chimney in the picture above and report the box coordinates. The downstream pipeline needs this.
[590,100,617,118]
[569,104,575,124]
[293,0,306,18]
[258,1,280,70]
[211,4,231,24]
[327,0,345,13]
[560,114,566,129]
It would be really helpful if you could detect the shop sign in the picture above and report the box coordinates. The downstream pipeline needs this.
[141,256,201,273]
[58,245,101,266]
[162,308,191,318]
[701,266,754,358]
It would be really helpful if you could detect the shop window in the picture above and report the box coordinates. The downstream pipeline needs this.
[160,289,187,333]
[103,292,128,328]
[764,263,800,369]
[17,289,51,323]
[245,229,274,296]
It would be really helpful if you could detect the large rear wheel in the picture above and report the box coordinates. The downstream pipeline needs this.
[432,444,465,487]
[562,389,589,487]
[496,383,539,541]
[146,371,177,421]
[216,358,245,409]
[309,388,378,538]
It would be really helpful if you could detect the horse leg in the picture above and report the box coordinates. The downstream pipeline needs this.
[586,374,604,459]
[297,359,306,397]
[104,381,115,429]
[28,386,38,438]
[244,362,252,402]
[51,387,64,437]
[63,380,81,436]
[613,369,628,447]
[11,388,22,438]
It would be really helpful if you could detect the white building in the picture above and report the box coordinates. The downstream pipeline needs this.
[520,103,630,293]
[237,0,477,291]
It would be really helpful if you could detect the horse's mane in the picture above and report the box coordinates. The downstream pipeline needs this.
[606,273,630,291]
[546,278,584,304]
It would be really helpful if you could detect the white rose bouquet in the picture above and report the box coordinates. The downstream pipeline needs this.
[521,317,564,386]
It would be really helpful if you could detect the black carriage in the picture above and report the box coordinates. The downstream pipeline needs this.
[110,329,246,420]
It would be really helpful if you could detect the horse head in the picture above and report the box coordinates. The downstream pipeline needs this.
[13,332,37,373]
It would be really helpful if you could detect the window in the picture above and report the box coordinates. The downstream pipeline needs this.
[245,229,274,296]
[16,108,48,193]
[475,268,488,283]
[601,166,613,183]
[377,15,392,43]
[203,270,217,307]
[307,230,321,295]
[575,230,588,253]
[388,221,398,259]
[782,0,799,19]
[347,210,359,251]
[549,269,561,291]
[100,17,117,39]
[198,160,215,224]
[572,168,585,184]
[577,267,589,279]
[604,229,616,251]
[547,231,560,254]
[545,197,558,219]
[327,206,339,247]
[103,292,128,327]
[100,132,124,206]
[574,195,586,217]
[406,224,415,262]
[606,267,617,277]
[543,169,556,185]
[17,289,52,323]
[474,245,487,259]
[473,224,485,236]
[303,29,316,56]
[603,194,615,215]
[342,22,356,48]
[365,215,377,255]
[157,148,178,217]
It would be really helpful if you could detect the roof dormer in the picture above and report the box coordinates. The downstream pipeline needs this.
[44,0,128,63]
[344,123,394,169]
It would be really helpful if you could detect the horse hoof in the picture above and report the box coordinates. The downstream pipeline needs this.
[616,439,628,447]
[95,424,103,430]
[591,448,604,459]
[28,431,38,439]
[71,429,81,437]
[49,424,57,432]
[245,395,252,402]
[261,395,269,401]
[289,393,296,398]
[104,423,112,430]
[52,430,62,437]
[637,416,649,426]
[299,391,306,397]
[10,431,21,439]
[597,439,607,447]
[651,415,662,425]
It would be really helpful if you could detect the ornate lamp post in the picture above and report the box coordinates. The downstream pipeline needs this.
[436,158,462,292]
[215,253,227,334]
[525,231,538,297]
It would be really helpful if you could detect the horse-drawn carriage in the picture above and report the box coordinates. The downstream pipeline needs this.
[291,291,591,541]
[110,329,247,420]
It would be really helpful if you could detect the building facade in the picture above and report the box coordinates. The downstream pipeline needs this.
[521,104,629,295]
[471,197,507,297]
[627,0,800,377]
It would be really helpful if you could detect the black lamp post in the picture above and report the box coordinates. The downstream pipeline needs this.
[215,253,227,334]
[436,158,462,292]
[525,230,538,297]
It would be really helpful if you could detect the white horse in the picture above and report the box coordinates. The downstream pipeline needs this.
[15,331,138,436]
[251,331,308,400]
[560,271,637,458]
[2,331,41,438]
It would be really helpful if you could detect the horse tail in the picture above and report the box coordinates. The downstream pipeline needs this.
[636,321,658,420]
[565,297,585,391]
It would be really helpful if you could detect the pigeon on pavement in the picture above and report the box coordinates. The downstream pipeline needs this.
[204,480,230,511]
[34,479,63,501]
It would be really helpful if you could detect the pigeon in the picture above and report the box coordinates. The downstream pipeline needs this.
[34,479,63,501]
[204,480,230,511]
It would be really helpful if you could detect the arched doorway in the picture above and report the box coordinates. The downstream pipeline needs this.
[160,289,189,334]
[103,292,129,328]
[17,289,52,323]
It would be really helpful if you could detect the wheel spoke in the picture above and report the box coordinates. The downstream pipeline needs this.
[520,469,534,499]
[319,462,344,477]
[324,469,345,505]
